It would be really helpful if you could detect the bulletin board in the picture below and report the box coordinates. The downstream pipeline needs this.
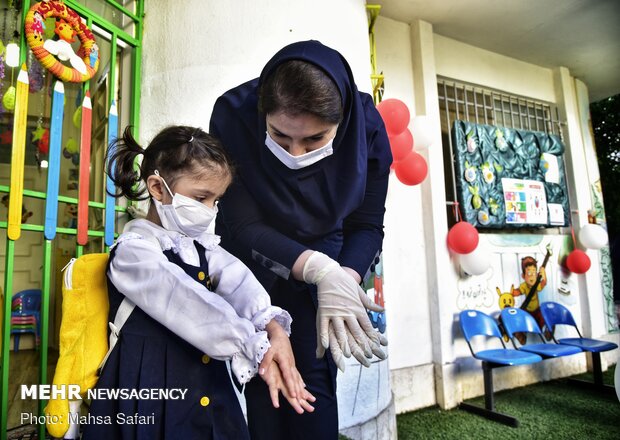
[452,120,570,228]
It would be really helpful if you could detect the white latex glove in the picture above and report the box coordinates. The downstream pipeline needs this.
[303,251,388,371]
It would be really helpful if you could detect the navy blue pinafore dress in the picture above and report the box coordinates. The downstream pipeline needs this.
[82,241,250,440]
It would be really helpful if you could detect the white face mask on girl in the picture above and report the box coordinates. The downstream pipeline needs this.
[152,170,218,238]
[265,131,334,169]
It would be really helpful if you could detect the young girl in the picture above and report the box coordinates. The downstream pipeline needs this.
[82,126,314,440]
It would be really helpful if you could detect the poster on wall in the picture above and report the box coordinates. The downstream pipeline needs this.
[452,120,570,228]
[501,178,547,225]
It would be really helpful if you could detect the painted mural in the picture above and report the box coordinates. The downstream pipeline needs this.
[455,234,581,325]
[337,254,391,430]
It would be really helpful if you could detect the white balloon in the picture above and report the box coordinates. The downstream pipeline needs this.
[459,246,490,276]
[579,223,608,250]
[411,115,433,150]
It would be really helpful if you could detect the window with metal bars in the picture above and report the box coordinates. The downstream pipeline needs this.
[437,77,566,226]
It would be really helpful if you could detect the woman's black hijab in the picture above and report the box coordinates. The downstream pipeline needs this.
[210,40,391,241]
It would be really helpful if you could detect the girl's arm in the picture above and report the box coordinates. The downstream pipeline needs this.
[109,234,268,385]
[208,245,291,334]
[208,246,309,400]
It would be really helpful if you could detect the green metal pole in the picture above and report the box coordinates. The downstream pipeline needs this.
[19,1,31,65]
[0,240,16,440]
[131,1,144,133]
[63,0,139,46]
[37,241,53,440]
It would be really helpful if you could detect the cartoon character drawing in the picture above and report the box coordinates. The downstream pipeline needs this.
[511,252,552,340]
[32,11,46,41]
[496,285,516,342]
[365,257,386,334]
[64,203,78,229]
[43,18,87,74]
[496,285,515,309]
[88,42,99,68]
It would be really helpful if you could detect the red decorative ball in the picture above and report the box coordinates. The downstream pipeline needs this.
[394,151,427,185]
[377,98,410,136]
[566,249,591,274]
[389,128,414,162]
[447,221,479,254]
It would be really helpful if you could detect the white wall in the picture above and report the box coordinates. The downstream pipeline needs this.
[140,0,372,142]
[375,16,432,371]
[434,34,556,103]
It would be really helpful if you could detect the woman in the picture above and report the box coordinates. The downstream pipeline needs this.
[210,40,392,439]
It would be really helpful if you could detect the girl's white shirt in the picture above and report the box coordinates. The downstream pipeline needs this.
[108,218,292,385]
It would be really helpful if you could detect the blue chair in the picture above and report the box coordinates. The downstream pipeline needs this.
[540,301,618,391]
[10,289,42,352]
[459,310,542,427]
[500,307,582,358]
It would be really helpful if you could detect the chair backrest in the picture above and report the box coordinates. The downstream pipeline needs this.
[539,301,578,332]
[12,289,42,313]
[501,307,543,340]
[459,310,504,342]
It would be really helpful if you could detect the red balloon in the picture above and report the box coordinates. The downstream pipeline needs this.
[394,151,427,185]
[377,98,410,136]
[389,128,414,162]
[566,249,591,274]
[447,221,479,254]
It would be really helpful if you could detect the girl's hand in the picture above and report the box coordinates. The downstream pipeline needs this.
[259,319,316,413]
[261,319,301,398]
[260,361,316,414]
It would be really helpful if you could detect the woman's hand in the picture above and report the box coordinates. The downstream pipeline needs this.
[302,251,387,371]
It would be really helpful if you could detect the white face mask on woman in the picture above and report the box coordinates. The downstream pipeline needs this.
[152,170,218,238]
[265,131,334,169]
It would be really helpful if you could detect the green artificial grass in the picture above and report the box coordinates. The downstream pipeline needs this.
[397,367,620,440]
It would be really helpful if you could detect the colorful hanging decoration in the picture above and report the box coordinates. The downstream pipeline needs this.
[37,128,50,154]
[2,85,16,110]
[25,1,100,83]
[28,57,45,93]
[0,129,12,145]
[0,7,7,114]
[44,81,65,240]
[8,64,30,241]
[77,91,92,245]
[104,101,118,246]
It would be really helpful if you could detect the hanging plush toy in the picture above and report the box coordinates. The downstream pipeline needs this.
[24,1,100,82]
[2,194,34,223]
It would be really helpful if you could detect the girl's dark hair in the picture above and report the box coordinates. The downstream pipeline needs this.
[106,125,234,201]
[259,60,343,124]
